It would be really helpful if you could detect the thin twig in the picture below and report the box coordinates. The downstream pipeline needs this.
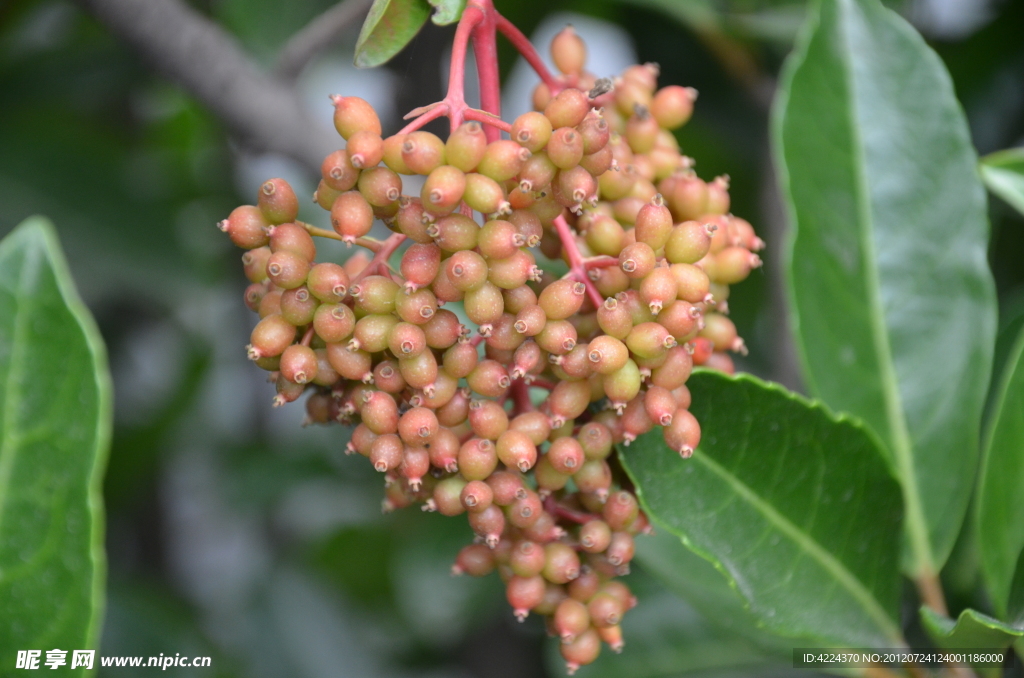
[274,0,374,81]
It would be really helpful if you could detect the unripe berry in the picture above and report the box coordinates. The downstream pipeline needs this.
[361,391,399,434]
[369,433,403,472]
[651,85,697,129]
[442,341,479,379]
[621,395,654,443]
[487,470,528,506]
[220,205,269,249]
[617,289,655,326]
[273,374,304,406]
[398,243,441,292]
[460,479,494,512]
[585,335,628,375]
[511,339,543,380]
[422,308,464,348]
[618,241,656,279]
[394,198,432,243]
[549,380,591,426]
[313,303,355,343]
[639,266,678,314]
[385,319,425,357]
[574,423,610,462]
[373,359,406,393]
[713,246,762,285]
[326,343,372,382]
[468,399,509,440]
[596,298,633,340]
[704,350,736,374]
[330,190,374,242]
[496,429,538,472]
[321,150,360,192]
[422,164,467,216]
[624,105,660,154]
[280,286,318,325]
[352,313,398,353]
[242,247,272,283]
[381,134,412,174]
[669,263,711,303]
[269,222,316,261]
[554,166,597,207]
[615,78,653,118]
[587,592,623,628]
[433,475,468,516]
[399,445,430,488]
[554,598,590,644]
[583,213,625,256]
[548,437,585,474]
[244,283,266,313]
[258,178,299,225]
[579,114,611,154]
[351,275,400,314]
[506,575,546,621]
[464,282,505,325]
[657,300,702,342]
[546,127,585,169]
[626,321,676,359]
[445,121,487,171]
[561,627,601,674]
[477,140,531,182]
[469,504,506,547]
[332,95,381,139]
[667,173,709,222]
[603,491,640,531]
[607,531,635,567]
[446,250,489,292]
[463,173,508,215]
[568,569,601,603]
[248,314,297,360]
[509,411,552,446]
[550,25,586,74]
[510,540,547,577]
[534,455,571,492]
[555,342,593,381]
[432,213,479,252]
[307,262,350,302]
[536,319,578,355]
[651,345,693,389]
[511,111,553,153]
[705,174,731,214]
[664,407,701,457]
[634,194,673,250]
[701,312,744,353]
[579,519,612,553]
[429,427,461,472]
[401,131,446,174]
[543,542,580,584]
[603,359,641,407]
[279,344,317,384]
[518,152,558,193]
[467,359,511,398]
[522,510,562,542]
[545,87,590,129]
[345,129,384,168]
[454,543,495,577]
[538,279,586,320]
[357,166,401,206]
[477,219,519,259]
[393,286,437,325]
[398,350,438,390]
[458,437,499,481]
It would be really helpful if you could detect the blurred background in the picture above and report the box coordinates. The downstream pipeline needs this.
[1,0,1022,674]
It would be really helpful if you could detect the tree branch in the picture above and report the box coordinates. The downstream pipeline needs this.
[74,0,338,174]
[274,0,374,81]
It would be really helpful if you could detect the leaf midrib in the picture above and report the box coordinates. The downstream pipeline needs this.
[836,0,935,577]
[692,449,903,642]
[0,239,33,541]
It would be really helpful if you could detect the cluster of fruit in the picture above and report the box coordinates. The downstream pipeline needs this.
[218,25,761,673]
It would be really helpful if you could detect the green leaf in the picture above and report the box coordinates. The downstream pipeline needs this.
[977,324,1024,616]
[980,148,1024,216]
[1009,548,1024,627]
[636,528,791,651]
[354,0,432,68]
[920,607,1023,651]
[0,217,112,669]
[773,0,997,577]
[427,0,466,25]
[619,371,904,648]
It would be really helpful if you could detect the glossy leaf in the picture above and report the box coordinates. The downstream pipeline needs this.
[0,217,112,668]
[980,148,1024,216]
[773,0,997,576]
[620,371,904,648]
[636,528,792,652]
[428,0,466,25]
[977,324,1024,616]
[354,0,431,68]
[920,607,1023,650]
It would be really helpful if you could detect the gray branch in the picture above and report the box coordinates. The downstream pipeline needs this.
[274,0,374,81]
[74,0,338,173]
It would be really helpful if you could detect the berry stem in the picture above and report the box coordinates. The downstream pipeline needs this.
[544,496,598,525]
[583,255,619,270]
[470,0,502,142]
[398,103,447,134]
[298,221,344,241]
[553,214,605,308]
[348,232,406,288]
[301,325,315,346]
[464,108,512,133]
[494,12,560,92]
[510,378,533,414]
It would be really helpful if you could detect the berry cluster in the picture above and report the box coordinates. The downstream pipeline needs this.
[219,20,761,674]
